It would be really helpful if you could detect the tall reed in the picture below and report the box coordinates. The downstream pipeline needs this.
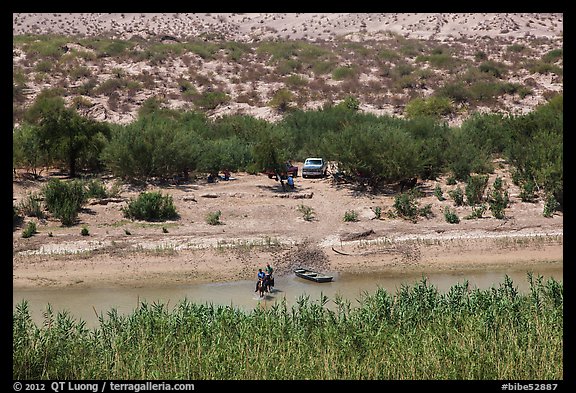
[13,275,562,380]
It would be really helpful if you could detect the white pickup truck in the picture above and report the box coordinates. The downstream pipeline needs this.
[302,157,328,178]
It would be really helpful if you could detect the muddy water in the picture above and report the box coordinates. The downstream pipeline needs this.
[13,263,562,328]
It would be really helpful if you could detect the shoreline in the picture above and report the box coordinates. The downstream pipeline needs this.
[13,231,563,290]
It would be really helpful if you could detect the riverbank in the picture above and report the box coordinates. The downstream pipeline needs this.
[12,229,563,289]
[13,164,563,290]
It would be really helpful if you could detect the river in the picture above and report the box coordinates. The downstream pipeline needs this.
[13,262,562,328]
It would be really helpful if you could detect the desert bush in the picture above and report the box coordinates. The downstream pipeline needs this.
[35,60,52,73]
[69,66,92,81]
[80,226,89,236]
[405,96,453,119]
[542,49,563,63]
[507,44,526,53]
[543,194,559,218]
[465,174,489,206]
[22,221,37,238]
[269,89,295,112]
[525,60,562,76]
[43,179,87,226]
[519,180,537,203]
[377,48,400,61]
[195,91,230,110]
[285,75,308,88]
[418,203,433,219]
[206,210,222,225]
[416,53,459,69]
[435,81,473,104]
[373,206,382,219]
[393,193,418,222]
[343,210,358,222]
[505,95,563,208]
[434,184,445,201]
[443,207,460,224]
[478,61,507,78]
[102,112,205,180]
[122,191,178,221]
[449,186,464,207]
[332,66,356,80]
[487,186,509,219]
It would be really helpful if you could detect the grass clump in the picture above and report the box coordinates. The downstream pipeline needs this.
[297,204,315,221]
[122,191,178,221]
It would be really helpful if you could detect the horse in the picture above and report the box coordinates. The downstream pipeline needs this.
[256,279,267,298]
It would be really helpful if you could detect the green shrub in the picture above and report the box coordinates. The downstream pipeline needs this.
[22,221,37,238]
[43,179,87,226]
[478,61,507,78]
[543,194,559,218]
[268,89,294,112]
[434,184,445,201]
[405,96,453,119]
[393,193,418,222]
[488,185,509,219]
[443,207,460,224]
[122,191,178,221]
[343,210,358,222]
[465,174,489,206]
[519,180,537,203]
[195,91,230,110]
[206,210,222,225]
[332,66,356,80]
[418,204,433,218]
[448,186,464,206]
[373,206,382,219]
[80,226,89,236]
[542,49,563,63]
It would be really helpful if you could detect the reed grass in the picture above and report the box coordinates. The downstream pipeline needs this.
[13,275,562,380]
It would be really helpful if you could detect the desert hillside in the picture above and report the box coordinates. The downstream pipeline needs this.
[13,13,563,126]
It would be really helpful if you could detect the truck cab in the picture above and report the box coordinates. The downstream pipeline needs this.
[302,157,327,178]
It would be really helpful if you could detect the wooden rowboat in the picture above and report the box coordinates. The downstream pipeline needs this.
[294,268,333,283]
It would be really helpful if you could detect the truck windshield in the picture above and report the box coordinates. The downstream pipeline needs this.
[306,159,322,165]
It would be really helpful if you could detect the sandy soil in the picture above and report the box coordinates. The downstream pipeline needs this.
[12,162,563,289]
[12,13,563,41]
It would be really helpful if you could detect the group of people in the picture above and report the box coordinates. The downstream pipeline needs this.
[255,263,274,295]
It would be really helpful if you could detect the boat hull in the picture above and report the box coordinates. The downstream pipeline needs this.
[294,268,333,283]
